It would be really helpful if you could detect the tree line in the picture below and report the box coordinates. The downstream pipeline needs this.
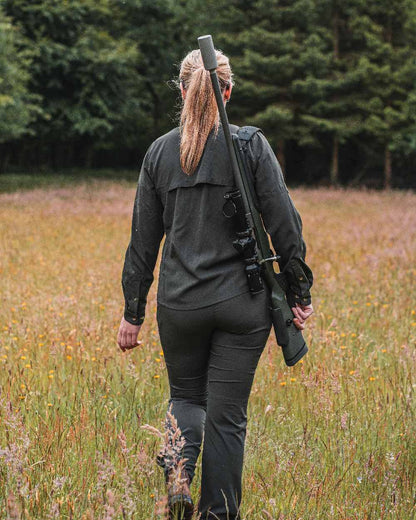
[1,0,415,188]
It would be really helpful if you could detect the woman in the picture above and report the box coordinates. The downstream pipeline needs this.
[117,48,313,520]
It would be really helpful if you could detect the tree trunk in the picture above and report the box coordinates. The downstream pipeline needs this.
[0,144,11,173]
[147,80,160,137]
[333,7,339,60]
[384,145,392,190]
[331,6,340,187]
[330,135,339,186]
[85,144,95,169]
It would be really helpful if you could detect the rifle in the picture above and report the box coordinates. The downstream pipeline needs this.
[198,34,308,366]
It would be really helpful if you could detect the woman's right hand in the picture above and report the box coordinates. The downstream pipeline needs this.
[117,317,142,352]
[291,303,314,331]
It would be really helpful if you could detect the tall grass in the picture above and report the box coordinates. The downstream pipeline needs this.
[0,183,415,519]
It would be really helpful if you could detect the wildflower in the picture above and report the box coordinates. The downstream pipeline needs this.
[66,355,72,360]
[25,364,31,369]
[20,356,26,360]
[349,370,355,375]
[290,377,296,382]
[369,377,376,381]
[38,343,44,347]
[155,358,161,363]
[48,375,54,379]
[280,381,287,386]
[154,374,160,379]
[48,403,53,407]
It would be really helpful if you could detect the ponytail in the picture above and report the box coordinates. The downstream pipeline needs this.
[179,49,232,175]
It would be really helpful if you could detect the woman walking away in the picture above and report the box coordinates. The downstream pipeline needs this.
[117,47,314,520]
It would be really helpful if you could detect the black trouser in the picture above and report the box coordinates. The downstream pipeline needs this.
[156,290,272,520]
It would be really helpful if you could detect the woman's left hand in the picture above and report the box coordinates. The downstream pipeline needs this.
[292,303,314,331]
[117,316,142,352]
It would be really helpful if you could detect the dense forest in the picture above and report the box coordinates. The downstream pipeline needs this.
[1,0,415,188]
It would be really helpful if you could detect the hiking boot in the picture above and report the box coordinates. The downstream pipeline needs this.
[167,466,194,520]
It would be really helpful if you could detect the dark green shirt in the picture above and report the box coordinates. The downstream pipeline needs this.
[122,124,312,325]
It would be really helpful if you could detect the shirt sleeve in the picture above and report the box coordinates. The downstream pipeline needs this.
[121,148,164,325]
[246,131,313,306]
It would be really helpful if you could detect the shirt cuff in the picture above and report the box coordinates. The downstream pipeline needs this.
[124,297,145,325]
[283,258,313,307]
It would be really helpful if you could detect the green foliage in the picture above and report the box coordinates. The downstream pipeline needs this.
[2,0,146,150]
[0,6,39,143]
[0,0,416,186]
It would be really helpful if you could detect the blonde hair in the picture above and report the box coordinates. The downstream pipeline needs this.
[179,49,233,175]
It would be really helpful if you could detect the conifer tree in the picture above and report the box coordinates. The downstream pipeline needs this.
[202,0,324,172]
[358,0,416,188]
[296,0,368,185]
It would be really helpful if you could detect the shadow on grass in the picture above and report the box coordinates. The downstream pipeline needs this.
[0,169,139,193]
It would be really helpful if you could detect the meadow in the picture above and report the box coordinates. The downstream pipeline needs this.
[0,182,415,519]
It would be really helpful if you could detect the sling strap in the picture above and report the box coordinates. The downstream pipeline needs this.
[236,125,262,211]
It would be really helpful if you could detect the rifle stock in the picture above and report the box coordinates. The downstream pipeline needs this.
[198,35,308,366]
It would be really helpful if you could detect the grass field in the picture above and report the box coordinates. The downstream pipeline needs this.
[0,182,415,519]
